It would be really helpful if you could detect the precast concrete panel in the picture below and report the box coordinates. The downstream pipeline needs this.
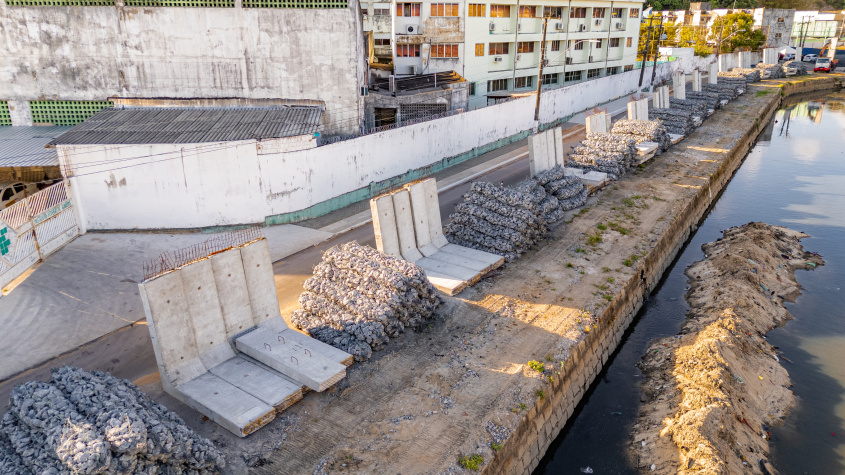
[553,127,565,167]
[391,189,423,262]
[370,194,402,257]
[208,356,302,410]
[240,239,282,326]
[176,372,275,438]
[627,101,638,120]
[674,71,686,99]
[422,178,448,248]
[692,70,702,92]
[211,248,256,340]
[180,259,236,369]
[139,272,206,389]
[407,181,438,256]
[545,129,558,169]
[709,62,719,84]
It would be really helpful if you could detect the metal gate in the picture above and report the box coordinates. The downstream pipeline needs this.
[0,181,79,289]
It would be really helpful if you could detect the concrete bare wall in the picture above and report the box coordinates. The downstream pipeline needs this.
[0,3,366,134]
[60,61,678,231]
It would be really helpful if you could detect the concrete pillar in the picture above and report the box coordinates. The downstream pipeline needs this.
[240,239,282,326]
[829,39,838,59]
[529,131,552,176]
[545,129,557,167]
[652,91,662,109]
[692,70,702,92]
[627,101,638,120]
[407,180,437,256]
[211,248,257,342]
[391,189,423,262]
[709,62,719,84]
[371,194,401,258]
[586,111,608,134]
[661,86,670,107]
[7,100,33,126]
[739,51,750,68]
[673,71,686,99]
[421,178,448,248]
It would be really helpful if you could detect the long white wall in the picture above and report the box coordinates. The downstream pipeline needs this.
[62,61,678,231]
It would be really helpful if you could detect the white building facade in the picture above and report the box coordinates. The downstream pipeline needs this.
[363,0,644,109]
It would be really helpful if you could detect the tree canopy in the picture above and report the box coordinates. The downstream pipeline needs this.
[710,12,767,52]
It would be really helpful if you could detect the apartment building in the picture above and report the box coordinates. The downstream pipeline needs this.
[362,0,644,109]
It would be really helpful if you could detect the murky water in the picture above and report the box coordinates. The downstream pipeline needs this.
[535,92,845,474]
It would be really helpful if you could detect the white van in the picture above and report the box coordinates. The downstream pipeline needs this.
[0,182,39,209]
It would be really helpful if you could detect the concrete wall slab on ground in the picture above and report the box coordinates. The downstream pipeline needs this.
[0,4,366,134]
[60,61,682,231]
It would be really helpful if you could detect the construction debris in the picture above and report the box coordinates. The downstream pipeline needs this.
[292,242,440,361]
[610,119,672,153]
[0,366,225,474]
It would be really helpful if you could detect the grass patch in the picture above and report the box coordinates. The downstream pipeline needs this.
[755,90,771,97]
[575,246,585,253]
[587,231,603,246]
[566,262,574,268]
[608,221,630,235]
[623,259,632,266]
[606,277,615,284]
[602,267,611,273]
[596,223,607,231]
[491,442,503,451]
[534,389,546,400]
[544,354,553,361]
[603,294,613,301]
[527,360,545,373]
[457,454,484,471]
[622,198,635,207]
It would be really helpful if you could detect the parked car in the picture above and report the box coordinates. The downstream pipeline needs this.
[0,182,38,209]
[814,57,839,72]
[803,53,818,62]
[781,53,795,61]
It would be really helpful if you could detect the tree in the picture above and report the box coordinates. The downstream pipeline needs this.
[679,25,713,56]
[710,12,767,53]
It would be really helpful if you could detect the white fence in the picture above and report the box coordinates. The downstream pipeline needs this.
[0,181,79,289]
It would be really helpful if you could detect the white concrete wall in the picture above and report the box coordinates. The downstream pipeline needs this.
[0,4,366,134]
[62,60,678,231]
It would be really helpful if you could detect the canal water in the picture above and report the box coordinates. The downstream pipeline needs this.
[535,92,845,474]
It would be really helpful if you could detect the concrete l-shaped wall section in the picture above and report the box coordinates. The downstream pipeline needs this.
[140,238,350,437]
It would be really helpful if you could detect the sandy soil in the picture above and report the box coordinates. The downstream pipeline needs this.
[630,222,824,474]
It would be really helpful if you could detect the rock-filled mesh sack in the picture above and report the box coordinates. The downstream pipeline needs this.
[610,119,671,153]
[567,132,637,178]
[291,241,441,361]
[0,366,225,475]
[533,166,587,211]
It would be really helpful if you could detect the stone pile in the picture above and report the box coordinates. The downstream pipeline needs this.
[649,107,697,136]
[513,180,566,224]
[610,119,672,152]
[782,59,807,75]
[0,366,225,474]
[755,62,784,79]
[715,74,748,94]
[702,82,739,102]
[292,242,441,361]
[669,98,708,120]
[445,181,547,261]
[686,91,722,111]
[567,132,637,178]
[728,68,761,82]
[534,166,587,211]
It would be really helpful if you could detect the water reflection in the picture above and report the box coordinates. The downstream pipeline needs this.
[783,175,845,229]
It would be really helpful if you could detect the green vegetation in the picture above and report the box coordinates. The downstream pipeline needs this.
[608,221,630,235]
[606,277,615,284]
[587,231,603,247]
[575,246,585,253]
[566,262,574,268]
[602,267,611,273]
[491,442,503,451]
[534,389,546,400]
[527,360,545,373]
[603,294,613,302]
[458,454,484,471]
[544,354,553,362]
[755,90,771,97]
[596,223,607,231]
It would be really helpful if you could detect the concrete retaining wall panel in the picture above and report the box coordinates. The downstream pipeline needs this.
[391,189,423,262]
[240,239,282,326]
[371,194,402,257]
[180,258,235,369]
[210,248,256,340]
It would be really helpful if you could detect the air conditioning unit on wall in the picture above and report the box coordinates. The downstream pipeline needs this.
[494,56,503,62]
[489,22,496,31]
[565,57,573,65]
[406,25,416,33]
[615,22,623,29]
[595,19,601,25]
[555,22,563,30]
[579,24,586,31]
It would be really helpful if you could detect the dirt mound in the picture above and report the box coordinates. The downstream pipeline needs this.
[630,222,823,474]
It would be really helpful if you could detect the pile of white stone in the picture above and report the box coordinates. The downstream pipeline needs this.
[755,62,784,79]
[702,82,740,102]
[0,366,225,474]
[513,179,567,224]
[649,107,697,136]
[716,73,749,94]
[611,119,672,153]
[668,98,707,124]
[567,132,637,177]
[782,59,807,75]
[445,181,547,261]
[534,166,587,211]
[686,91,722,111]
[292,242,440,362]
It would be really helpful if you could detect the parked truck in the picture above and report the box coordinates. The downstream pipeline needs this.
[814,57,839,73]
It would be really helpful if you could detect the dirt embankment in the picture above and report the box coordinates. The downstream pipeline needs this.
[630,222,824,474]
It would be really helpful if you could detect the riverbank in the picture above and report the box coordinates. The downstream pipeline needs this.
[630,223,823,474]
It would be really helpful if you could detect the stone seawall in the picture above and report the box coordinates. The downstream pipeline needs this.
[484,75,842,475]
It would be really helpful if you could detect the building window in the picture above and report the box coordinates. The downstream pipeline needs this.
[488,79,508,91]
[489,42,510,55]
[609,37,620,47]
[775,33,782,39]
[595,39,602,48]
[550,40,560,51]
[517,41,535,53]
[431,3,458,16]
[611,8,623,18]
[374,7,389,15]
[606,67,619,75]
[397,44,421,56]
[587,68,601,78]
[626,37,632,47]
[629,8,639,18]
[564,70,582,82]
[361,7,368,16]
[624,64,634,72]
[542,73,558,85]
[570,7,586,18]
[490,4,511,17]
[514,76,534,88]
[544,6,562,19]
[572,40,585,50]
[468,3,485,16]
[592,7,605,18]
[518,5,536,17]
[469,82,476,95]
[375,38,391,45]
[475,43,485,56]
[431,44,459,58]
[397,3,420,16]
[777,17,784,22]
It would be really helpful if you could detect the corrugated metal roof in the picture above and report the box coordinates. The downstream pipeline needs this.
[0,126,72,168]
[50,106,323,146]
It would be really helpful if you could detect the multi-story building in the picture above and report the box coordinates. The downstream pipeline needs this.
[792,11,844,43]
[656,4,795,50]
[362,0,643,109]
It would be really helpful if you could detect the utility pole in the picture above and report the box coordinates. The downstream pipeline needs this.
[534,16,550,124]
[650,15,664,86]
[638,15,654,87]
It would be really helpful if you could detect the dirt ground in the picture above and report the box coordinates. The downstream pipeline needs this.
[629,222,824,474]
